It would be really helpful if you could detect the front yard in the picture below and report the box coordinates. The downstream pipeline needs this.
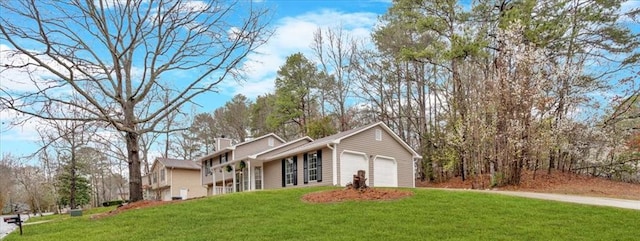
[7,187,640,240]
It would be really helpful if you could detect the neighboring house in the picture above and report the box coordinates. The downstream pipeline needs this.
[199,134,287,195]
[149,158,207,201]
[199,122,422,196]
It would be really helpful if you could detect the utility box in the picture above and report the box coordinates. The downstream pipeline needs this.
[70,209,82,217]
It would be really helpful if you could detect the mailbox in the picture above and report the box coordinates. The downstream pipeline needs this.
[3,216,20,224]
[3,214,23,235]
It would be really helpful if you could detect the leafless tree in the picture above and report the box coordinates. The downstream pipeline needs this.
[0,0,272,201]
[312,26,357,131]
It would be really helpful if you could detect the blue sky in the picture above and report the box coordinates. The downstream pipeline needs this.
[0,0,392,160]
[1,0,638,161]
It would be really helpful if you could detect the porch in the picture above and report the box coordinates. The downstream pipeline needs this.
[204,159,264,196]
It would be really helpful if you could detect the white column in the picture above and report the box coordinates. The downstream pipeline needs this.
[248,161,252,191]
[212,167,216,195]
[232,164,237,193]
[222,168,226,194]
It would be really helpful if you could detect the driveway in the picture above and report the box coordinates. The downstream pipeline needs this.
[430,188,640,210]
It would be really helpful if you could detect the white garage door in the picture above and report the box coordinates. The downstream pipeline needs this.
[340,152,369,186]
[374,157,397,187]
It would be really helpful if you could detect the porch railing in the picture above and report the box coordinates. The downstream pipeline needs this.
[214,186,234,195]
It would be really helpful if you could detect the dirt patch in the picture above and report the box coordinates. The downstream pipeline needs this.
[417,171,640,200]
[302,188,414,203]
[91,200,176,219]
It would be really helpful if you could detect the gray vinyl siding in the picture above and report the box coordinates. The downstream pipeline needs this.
[263,159,281,189]
[262,147,333,189]
[234,137,284,161]
[338,127,414,187]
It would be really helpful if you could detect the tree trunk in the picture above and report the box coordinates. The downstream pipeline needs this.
[126,131,143,202]
[70,147,77,209]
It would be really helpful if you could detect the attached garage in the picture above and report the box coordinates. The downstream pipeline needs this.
[373,156,397,187]
[340,151,369,186]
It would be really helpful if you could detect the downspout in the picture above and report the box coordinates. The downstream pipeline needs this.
[170,167,174,200]
[327,143,337,186]
[412,157,416,188]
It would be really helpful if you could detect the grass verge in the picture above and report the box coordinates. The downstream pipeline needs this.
[5,187,639,241]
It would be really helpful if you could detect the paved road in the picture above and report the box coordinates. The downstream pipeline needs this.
[430,188,640,210]
[0,214,28,240]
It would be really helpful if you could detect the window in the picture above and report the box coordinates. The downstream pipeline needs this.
[304,150,322,184]
[220,153,227,164]
[375,129,382,141]
[160,168,165,181]
[285,158,295,185]
[307,153,318,181]
[204,160,211,176]
[152,172,157,184]
[254,166,262,190]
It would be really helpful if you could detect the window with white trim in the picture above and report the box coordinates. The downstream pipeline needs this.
[375,129,382,141]
[204,160,212,176]
[152,172,157,183]
[285,158,295,185]
[160,168,165,181]
[220,154,227,164]
[254,166,262,190]
[307,152,318,182]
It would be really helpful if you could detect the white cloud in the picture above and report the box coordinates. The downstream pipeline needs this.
[233,9,379,99]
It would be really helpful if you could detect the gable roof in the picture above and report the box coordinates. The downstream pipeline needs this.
[235,133,286,148]
[265,122,422,161]
[196,133,286,163]
[248,136,313,161]
[153,158,201,170]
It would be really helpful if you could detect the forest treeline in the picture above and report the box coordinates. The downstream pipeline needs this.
[174,0,640,186]
[2,0,640,213]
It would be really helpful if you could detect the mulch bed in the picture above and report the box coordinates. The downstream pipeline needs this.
[302,188,414,203]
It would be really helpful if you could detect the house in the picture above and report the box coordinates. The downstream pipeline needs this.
[199,122,422,195]
[149,158,207,201]
[199,134,287,195]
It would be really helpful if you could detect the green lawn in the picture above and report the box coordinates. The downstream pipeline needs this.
[5,187,639,241]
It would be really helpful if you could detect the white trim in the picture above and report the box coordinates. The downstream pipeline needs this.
[169,167,173,200]
[232,165,237,193]
[372,154,396,162]
[412,158,416,188]
[284,157,295,186]
[306,152,319,182]
[248,161,252,191]
[212,168,216,195]
[327,143,337,185]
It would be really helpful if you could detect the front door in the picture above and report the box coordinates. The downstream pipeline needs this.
[235,168,249,192]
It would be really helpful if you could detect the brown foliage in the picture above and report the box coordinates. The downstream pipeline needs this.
[302,188,413,203]
[418,171,640,200]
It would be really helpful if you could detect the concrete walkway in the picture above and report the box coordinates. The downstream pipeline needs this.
[430,188,640,210]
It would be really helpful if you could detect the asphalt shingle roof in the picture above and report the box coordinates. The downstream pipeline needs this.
[157,158,200,170]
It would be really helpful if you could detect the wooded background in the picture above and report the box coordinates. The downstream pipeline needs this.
[1,0,639,213]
